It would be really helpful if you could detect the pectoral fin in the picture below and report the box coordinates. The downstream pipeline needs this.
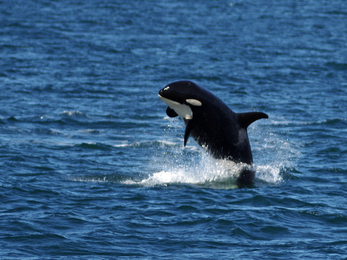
[166,106,178,117]
[184,119,193,146]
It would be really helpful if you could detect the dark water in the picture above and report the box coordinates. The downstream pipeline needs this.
[1,0,347,259]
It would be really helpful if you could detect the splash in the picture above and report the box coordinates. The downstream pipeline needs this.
[249,119,301,185]
[255,164,284,184]
[123,152,254,189]
[125,117,299,188]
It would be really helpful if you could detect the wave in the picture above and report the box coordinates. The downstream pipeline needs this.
[266,114,347,127]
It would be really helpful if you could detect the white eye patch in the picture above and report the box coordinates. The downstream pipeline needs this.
[186,99,202,106]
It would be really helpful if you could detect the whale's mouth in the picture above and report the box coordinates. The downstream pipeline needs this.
[158,94,193,120]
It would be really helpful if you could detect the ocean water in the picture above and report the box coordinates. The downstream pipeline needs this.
[1,0,347,259]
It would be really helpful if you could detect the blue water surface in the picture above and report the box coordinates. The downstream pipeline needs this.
[1,0,347,259]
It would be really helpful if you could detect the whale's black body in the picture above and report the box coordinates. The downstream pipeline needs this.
[159,81,268,187]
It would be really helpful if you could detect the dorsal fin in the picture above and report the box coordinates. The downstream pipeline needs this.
[166,106,178,117]
[237,112,268,129]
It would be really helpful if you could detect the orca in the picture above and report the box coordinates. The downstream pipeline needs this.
[158,80,268,187]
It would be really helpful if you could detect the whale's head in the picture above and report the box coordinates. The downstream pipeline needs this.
[158,81,203,120]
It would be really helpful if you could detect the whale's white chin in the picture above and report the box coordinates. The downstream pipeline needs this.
[158,94,193,120]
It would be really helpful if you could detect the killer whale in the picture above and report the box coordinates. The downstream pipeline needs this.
[158,80,268,187]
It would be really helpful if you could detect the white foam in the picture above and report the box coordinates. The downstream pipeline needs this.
[255,164,284,184]
[123,154,250,189]
[61,110,90,117]
[112,140,177,148]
